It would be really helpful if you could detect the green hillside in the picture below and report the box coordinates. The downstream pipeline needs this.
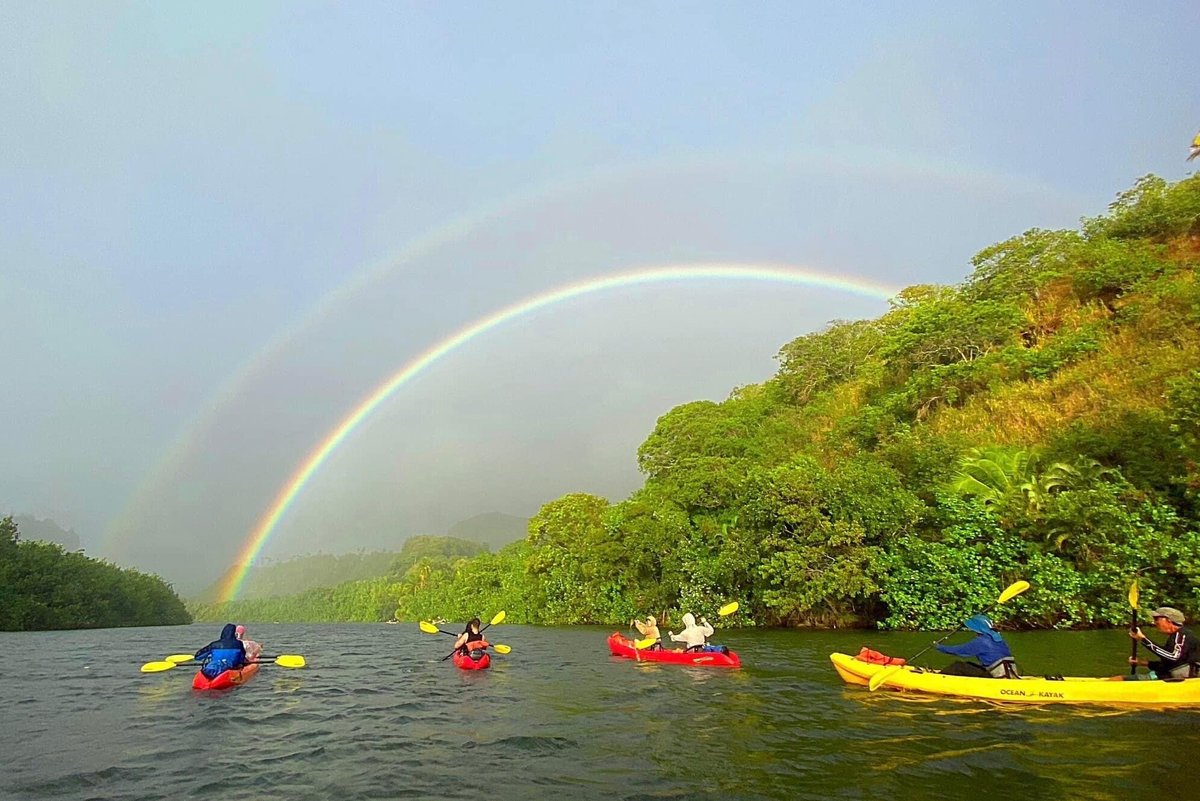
[193,537,486,604]
[195,174,1200,630]
[0,517,190,630]
[190,535,486,621]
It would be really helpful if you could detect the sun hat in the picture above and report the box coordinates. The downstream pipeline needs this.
[1151,607,1186,625]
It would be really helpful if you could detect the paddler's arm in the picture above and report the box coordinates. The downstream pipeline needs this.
[935,639,982,658]
[1137,631,1183,661]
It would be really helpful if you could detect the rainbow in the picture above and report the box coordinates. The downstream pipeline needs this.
[214,262,898,602]
[105,150,1081,561]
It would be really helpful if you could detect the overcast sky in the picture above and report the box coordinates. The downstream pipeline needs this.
[2,2,1196,591]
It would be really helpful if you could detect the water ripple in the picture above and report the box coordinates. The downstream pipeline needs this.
[2,625,1199,801]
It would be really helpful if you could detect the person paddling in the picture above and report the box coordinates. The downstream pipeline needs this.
[669,613,715,653]
[1128,607,1200,679]
[235,625,262,661]
[452,617,489,657]
[194,623,249,679]
[935,615,1020,678]
[634,616,663,650]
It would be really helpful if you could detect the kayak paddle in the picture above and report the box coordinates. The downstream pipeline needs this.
[1128,580,1140,676]
[140,654,306,673]
[440,611,505,661]
[420,620,511,654]
[868,580,1030,691]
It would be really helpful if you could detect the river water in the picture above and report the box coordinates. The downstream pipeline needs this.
[2,624,1196,800]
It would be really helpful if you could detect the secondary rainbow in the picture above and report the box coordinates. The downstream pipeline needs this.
[215,262,899,602]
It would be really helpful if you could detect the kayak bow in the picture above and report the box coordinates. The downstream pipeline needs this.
[192,662,261,691]
[453,650,491,670]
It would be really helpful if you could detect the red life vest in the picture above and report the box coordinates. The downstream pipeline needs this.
[856,647,906,666]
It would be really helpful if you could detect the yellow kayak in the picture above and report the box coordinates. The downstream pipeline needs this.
[831,652,1200,706]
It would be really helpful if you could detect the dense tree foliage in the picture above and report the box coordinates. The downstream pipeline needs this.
[0,517,190,630]
[198,174,1200,630]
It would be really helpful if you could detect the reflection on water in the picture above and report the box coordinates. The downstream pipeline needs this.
[1,625,1198,801]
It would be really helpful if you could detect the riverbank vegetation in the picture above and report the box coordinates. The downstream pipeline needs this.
[195,174,1200,630]
[0,517,190,630]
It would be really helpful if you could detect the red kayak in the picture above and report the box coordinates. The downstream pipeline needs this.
[607,633,740,668]
[192,662,261,690]
[453,649,491,670]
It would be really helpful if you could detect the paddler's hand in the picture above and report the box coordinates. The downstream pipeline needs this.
[1128,657,1148,667]
[1128,627,1146,641]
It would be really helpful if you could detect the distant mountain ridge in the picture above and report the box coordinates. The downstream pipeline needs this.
[192,513,528,602]
[9,515,81,550]
[447,512,528,550]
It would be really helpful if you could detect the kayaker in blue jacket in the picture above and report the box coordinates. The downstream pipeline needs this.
[936,615,1020,678]
[194,623,248,679]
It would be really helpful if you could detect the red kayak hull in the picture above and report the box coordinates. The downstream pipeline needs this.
[453,650,491,670]
[607,633,740,668]
[192,662,260,690]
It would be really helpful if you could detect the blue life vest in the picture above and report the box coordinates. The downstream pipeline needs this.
[195,624,247,678]
[200,647,246,679]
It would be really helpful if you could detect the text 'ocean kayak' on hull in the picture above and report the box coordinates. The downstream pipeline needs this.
[608,633,740,668]
[831,652,1200,706]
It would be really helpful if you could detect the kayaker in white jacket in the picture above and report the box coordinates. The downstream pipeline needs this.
[669,613,714,652]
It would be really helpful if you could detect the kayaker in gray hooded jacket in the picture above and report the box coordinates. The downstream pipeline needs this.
[669,613,714,652]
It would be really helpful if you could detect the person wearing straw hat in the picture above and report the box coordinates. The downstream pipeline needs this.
[1128,607,1200,679]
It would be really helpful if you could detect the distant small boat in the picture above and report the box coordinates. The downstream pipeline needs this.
[385,619,400,625]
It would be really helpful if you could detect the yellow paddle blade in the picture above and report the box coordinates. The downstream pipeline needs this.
[868,664,902,692]
[719,602,740,617]
[273,655,306,668]
[166,654,195,663]
[492,644,511,654]
[997,580,1030,604]
[489,610,506,627]
[140,660,179,673]
[419,621,441,634]
[634,638,655,650]
[1128,581,1139,609]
